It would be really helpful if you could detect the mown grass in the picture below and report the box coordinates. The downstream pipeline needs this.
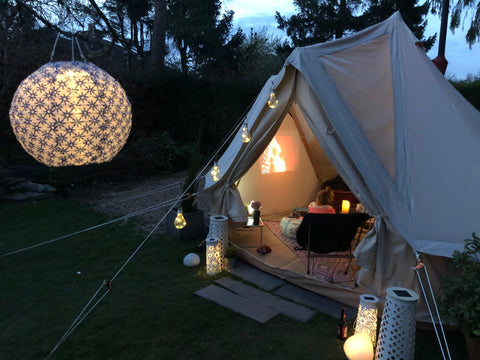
[0,196,467,359]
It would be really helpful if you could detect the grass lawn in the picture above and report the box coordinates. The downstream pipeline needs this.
[0,196,467,359]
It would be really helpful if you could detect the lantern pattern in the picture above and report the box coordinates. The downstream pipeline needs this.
[9,61,132,167]
[206,238,221,275]
[355,294,379,346]
[206,215,229,270]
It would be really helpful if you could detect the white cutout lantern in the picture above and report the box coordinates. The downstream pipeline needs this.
[206,238,221,275]
[355,294,379,346]
[9,61,132,167]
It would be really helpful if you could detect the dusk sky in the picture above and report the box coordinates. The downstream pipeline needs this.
[224,0,480,80]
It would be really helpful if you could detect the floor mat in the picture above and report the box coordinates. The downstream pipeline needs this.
[263,220,357,285]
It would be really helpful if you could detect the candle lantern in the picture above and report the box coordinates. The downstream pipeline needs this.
[9,61,131,167]
[342,200,351,213]
[206,238,221,275]
[355,294,379,346]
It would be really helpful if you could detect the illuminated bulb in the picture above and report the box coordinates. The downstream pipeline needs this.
[343,333,374,360]
[210,161,221,182]
[267,91,278,109]
[342,200,351,214]
[241,123,252,143]
[174,209,187,229]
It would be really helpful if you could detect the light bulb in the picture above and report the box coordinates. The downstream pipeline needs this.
[241,123,252,143]
[210,161,221,182]
[267,91,278,109]
[174,209,187,229]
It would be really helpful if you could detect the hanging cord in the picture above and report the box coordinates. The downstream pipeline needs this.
[75,36,87,62]
[50,32,61,62]
[0,192,197,258]
[44,186,191,359]
[413,252,452,360]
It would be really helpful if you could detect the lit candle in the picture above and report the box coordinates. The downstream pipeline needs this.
[342,200,351,214]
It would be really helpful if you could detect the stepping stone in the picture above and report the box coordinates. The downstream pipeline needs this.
[216,277,316,323]
[229,261,285,291]
[195,284,279,324]
[274,283,356,320]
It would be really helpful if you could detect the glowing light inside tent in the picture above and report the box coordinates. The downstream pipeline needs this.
[210,161,221,182]
[261,136,287,174]
[9,61,132,167]
[342,200,351,214]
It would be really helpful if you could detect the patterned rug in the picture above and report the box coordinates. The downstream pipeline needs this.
[263,220,357,285]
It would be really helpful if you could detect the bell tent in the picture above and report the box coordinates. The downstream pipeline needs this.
[203,12,480,319]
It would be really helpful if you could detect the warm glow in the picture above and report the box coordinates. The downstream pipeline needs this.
[210,161,221,182]
[342,200,351,214]
[343,333,374,360]
[206,238,222,275]
[174,209,187,229]
[9,61,131,167]
[241,123,252,143]
[261,136,287,174]
[267,91,278,109]
[356,294,379,346]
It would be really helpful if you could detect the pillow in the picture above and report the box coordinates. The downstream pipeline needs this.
[280,217,303,239]
[308,207,336,214]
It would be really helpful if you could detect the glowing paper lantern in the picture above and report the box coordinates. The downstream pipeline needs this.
[342,200,351,213]
[344,333,374,360]
[206,238,221,275]
[9,61,132,167]
[355,294,379,346]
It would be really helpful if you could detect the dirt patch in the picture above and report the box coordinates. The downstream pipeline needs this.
[79,171,211,234]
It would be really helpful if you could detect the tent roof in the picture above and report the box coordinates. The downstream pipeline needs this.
[205,12,480,259]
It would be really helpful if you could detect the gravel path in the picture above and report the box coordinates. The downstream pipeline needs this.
[82,171,211,234]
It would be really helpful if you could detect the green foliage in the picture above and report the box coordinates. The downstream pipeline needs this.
[225,245,237,258]
[440,233,480,337]
[451,77,480,110]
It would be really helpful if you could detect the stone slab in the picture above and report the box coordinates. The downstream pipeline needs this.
[273,283,357,320]
[216,277,316,323]
[229,261,285,291]
[195,284,279,324]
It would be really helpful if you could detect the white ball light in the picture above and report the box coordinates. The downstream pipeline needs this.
[9,61,132,167]
[343,333,374,360]
[183,253,201,267]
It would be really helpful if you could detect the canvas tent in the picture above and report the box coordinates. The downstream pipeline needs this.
[203,12,480,318]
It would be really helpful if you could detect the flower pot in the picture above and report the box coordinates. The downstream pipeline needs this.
[166,208,205,241]
[462,329,480,360]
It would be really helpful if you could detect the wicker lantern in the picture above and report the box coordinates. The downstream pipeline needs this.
[206,238,221,275]
[9,61,132,167]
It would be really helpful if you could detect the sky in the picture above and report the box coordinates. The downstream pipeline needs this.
[223,0,480,80]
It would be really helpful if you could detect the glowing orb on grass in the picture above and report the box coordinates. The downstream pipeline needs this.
[9,61,132,167]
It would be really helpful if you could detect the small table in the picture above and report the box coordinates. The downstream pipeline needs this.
[242,217,265,246]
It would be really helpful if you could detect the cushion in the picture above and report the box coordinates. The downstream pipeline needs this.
[280,217,303,239]
[308,206,336,214]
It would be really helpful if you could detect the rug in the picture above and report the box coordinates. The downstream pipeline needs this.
[263,220,357,285]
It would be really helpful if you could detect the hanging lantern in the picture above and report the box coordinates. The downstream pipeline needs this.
[241,122,252,143]
[174,208,187,229]
[206,237,221,275]
[267,91,278,109]
[355,294,379,346]
[9,61,132,167]
[210,161,221,182]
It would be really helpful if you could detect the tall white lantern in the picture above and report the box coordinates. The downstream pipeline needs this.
[205,238,221,275]
[355,294,379,346]
[9,61,132,167]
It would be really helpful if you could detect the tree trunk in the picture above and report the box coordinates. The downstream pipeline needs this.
[150,0,166,71]
[432,0,449,74]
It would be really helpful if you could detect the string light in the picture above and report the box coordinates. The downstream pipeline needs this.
[241,122,252,143]
[174,208,187,229]
[210,161,221,182]
[267,81,278,109]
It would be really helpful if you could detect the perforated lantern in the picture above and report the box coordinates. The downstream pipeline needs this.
[9,61,132,167]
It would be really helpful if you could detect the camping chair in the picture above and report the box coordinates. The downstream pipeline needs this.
[295,213,371,276]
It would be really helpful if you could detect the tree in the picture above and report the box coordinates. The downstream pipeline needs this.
[150,0,167,70]
[448,0,480,47]
[166,0,234,74]
[275,0,364,48]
